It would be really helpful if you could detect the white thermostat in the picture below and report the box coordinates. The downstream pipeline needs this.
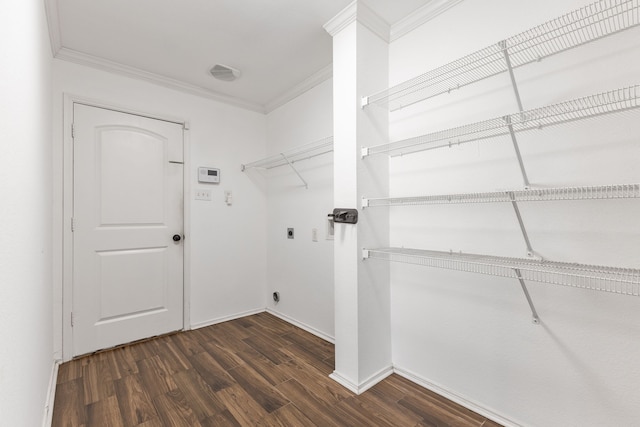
[198,167,220,183]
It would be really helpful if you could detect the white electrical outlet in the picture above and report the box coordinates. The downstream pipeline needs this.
[195,189,212,201]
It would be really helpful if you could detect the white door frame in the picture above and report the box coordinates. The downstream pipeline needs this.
[56,94,192,361]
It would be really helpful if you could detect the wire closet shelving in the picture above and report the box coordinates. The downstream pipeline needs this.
[363,183,640,207]
[241,136,333,189]
[364,248,640,297]
[360,0,640,323]
[362,85,640,158]
[362,0,640,111]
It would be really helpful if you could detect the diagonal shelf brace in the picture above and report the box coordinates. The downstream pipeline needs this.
[505,116,531,188]
[281,153,308,189]
[514,268,540,324]
[500,40,524,112]
[500,40,531,189]
[508,191,536,258]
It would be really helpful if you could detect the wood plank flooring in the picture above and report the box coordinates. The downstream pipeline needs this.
[53,312,502,427]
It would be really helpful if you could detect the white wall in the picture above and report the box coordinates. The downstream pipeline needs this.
[387,1,640,426]
[0,1,53,425]
[264,79,335,340]
[52,60,268,358]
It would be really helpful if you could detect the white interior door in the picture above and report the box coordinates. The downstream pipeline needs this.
[72,104,184,357]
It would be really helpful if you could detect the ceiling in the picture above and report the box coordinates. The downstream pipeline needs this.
[49,0,436,113]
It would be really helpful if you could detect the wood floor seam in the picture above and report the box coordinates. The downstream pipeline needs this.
[53,313,503,427]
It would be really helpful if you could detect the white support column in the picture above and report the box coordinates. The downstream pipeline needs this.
[324,1,391,394]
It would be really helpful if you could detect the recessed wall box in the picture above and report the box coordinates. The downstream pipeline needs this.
[198,167,220,183]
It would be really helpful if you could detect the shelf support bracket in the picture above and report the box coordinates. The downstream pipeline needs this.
[505,116,531,188]
[500,40,531,188]
[500,40,524,112]
[508,192,535,258]
[514,268,540,325]
[280,153,308,189]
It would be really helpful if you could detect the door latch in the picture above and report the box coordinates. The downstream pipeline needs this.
[329,208,358,224]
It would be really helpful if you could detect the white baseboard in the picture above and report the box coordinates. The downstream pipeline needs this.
[265,308,335,344]
[330,371,360,393]
[42,360,61,427]
[190,308,265,330]
[330,364,394,395]
[393,366,521,427]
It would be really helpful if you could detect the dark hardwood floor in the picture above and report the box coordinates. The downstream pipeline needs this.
[52,312,502,426]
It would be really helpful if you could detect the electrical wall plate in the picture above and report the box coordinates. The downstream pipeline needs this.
[331,208,358,224]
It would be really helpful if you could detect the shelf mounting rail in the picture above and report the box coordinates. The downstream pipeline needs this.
[362,0,640,111]
[241,136,333,189]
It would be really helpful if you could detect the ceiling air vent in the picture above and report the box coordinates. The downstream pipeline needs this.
[209,64,241,82]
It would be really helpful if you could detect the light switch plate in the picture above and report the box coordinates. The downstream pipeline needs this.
[195,189,212,201]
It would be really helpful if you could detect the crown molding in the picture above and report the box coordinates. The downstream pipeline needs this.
[323,1,357,37]
[390,0,465,42]
[43,0,62,56]
[54,48,265,113]
[324,1,390,43]
[265,64,333,114]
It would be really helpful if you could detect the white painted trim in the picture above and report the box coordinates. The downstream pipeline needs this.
[323,1,390,43]
[358,364,394,393]
[265,64,333,114]
[357,1,391,43]
[330,371,360,394]
[190,308,266,330]
[390,0,465,42]
[182,126,192,331]
[42,360,60,427]
[43,0,62,56]
[59,94,190,361]
[54,48,265,114]
[324,1,357,37]
[330,365,394,395]
[393,366,522,427]
[265,308,335,344]
[60,94,74,361]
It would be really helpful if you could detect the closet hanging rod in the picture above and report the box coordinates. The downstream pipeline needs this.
[363,183,640,207]
[241,136,333,171]
[362,0,640,111]
[364,248,640,296]
[363,85,640,158]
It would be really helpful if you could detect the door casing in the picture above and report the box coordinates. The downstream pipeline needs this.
[56,94,192,361]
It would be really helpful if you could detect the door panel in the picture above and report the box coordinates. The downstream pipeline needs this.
[73,104,184,357]
[98,127,166,225]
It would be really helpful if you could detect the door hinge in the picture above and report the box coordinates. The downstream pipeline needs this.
[71,217,75,232]
[71,312,74,327]
[71,123,75,139]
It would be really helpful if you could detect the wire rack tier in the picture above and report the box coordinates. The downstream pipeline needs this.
[363,85,640,158]
[363,0,640,111]
[365,248,640,296]
[241,136,333,171]
[364,183,640,207]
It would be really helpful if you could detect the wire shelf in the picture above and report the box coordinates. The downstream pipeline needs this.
[363,0,640,111]
[241,136,333,171]
[364,85,640,158]
[364,183,640,207]
[365,248,640,296]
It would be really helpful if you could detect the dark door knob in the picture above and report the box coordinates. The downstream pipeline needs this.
[172,234,182,242]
